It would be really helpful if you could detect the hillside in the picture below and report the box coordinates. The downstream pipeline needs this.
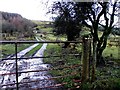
[0,11,37,40]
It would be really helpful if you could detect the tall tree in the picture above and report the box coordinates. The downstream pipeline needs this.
[76,0,119,81]
[50,0,119,66]
[50,2,83,47]
[78,1,119,66]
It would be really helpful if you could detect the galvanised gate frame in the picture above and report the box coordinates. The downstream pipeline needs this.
[0,39,91,90]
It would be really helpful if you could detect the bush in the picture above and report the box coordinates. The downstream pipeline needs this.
[80,78,120,90]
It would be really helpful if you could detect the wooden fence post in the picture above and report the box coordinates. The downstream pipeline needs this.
[81,37,91,82]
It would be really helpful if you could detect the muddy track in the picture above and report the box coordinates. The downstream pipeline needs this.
[0,41,39,88]
[0,37,59,90]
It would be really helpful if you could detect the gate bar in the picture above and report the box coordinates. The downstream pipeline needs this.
[15,42,19,90]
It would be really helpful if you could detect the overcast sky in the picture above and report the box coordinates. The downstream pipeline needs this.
[0,0,119,24]
[0,0,57,21]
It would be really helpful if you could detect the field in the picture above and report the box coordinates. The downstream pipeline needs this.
[34,21,120,89]
[0,44,32,58]
[43,42,120,89]
[1,20,120,89]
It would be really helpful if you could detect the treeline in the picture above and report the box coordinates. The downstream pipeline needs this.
[0,11,37,38]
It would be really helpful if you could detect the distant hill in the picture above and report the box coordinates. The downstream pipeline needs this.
[0,11,37,39]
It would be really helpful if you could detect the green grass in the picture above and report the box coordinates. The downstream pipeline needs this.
[40,27,53,32]
[32,20,50,25]
[45,34,67,41]
[33,20,53,33]
[33,20,67,41]
[102,36,120,63]
[103,46,119,59]
[0,44,32,58]
[44,43,81,89]
[43,40,120,89]
[80,78,120,90]
[24,44,42,57]
[34,22,120,89]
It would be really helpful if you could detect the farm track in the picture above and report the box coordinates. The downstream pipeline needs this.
[0,43,40,88]
[0,37,57,90]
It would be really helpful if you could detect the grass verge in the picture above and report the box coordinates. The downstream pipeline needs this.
[44,43,82,89]
[0,44,32,58]
[24,44,43,57]
[44,43,120,89]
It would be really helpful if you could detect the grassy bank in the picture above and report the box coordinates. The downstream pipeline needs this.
[44,43,120,89]
[44,43,82,89]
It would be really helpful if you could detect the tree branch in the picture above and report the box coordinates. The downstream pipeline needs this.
[97,2,106,22]
[109,2,117,28]
[82,20,91,27]
[89,6,96,20]
[87,14,94,25]
[98,23,106,28]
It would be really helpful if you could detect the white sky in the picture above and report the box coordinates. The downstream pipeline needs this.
[0,0,119,24]
[0,0,56,21]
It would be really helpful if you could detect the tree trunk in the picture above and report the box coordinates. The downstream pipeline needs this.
[91,40,97,82]
[63,33,74,48]
[96,36,108,66]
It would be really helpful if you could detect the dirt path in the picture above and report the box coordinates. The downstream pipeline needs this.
[0,41,39,88]
[19,41,56,90]
[0,37,57,90]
